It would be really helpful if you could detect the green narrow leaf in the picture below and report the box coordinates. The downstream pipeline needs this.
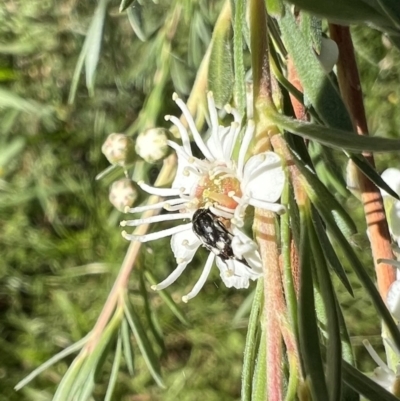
[281,0,392,30]
[124,300,165,388]
[233,0,246,114]
[309,142,349,198]
[376,0,400,29]
[298,205,329,401]
[281,177,298,329]
[0,138,25,168]
[336,305,359,401]
[287,141,357,238]
[104,335,123,401]
[119,0,135,12]
[306,178,400,352]
[232,290,255,328]
[65,310,122,401]
[241,279,264,401]
[121,318,135,376]
[271,110,400,152]
[278,6,353,131]
[308,209,342,401]
[15,336,89,391]
[51,354,87,401]
[208,9,234,107]
[343,360,400,401]
[85,0,110,97]
[313,213,353,296]
[139,272,165,352]
[251,322,267,401]
[349,153,400,201]
[266,0,284,17]
[126,3,148,42]
[0,88,53,116]
[68,0,110,103]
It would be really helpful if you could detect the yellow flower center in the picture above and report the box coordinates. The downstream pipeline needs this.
[194,174,241,210]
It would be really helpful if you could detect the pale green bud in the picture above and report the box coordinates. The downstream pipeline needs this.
[109,178,138,212]
[135,128,169,164]
[316,37,339,73]
[101,133,135,166]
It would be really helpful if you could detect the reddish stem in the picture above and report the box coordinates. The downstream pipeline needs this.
[329,24,395,299]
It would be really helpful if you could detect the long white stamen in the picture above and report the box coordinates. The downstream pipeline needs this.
[183,166,202,177]
[121,212,192,227]
[210,165,235,177]
[237,120,255,179]
[166,140,192,162]
[248,198,286,214]
[215,204,236,214]
[173,93,215,161]
[182,252,215,302]
[225,103,241,123]
[122,223,192,242]
[225,122,240,160]
[164,203,188,211]
[165,114,192,156]
[152,262,190,291]
[209,206,234,219]
[138,181,182,197]
[363,340,392,373]
[126,198,185,214]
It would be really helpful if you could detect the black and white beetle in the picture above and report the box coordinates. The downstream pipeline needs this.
[192,208,250,267]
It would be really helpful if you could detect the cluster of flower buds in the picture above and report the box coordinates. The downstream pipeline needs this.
[101,127,170,212]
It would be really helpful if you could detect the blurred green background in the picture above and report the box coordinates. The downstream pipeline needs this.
[0,1,399,400]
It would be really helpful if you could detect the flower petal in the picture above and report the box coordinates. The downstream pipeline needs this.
[171,229,201,262]
[381,168,400,198]
[216,258,260,289]
[242,151,285,202]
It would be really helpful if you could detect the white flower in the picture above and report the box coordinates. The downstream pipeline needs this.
[364,339,400,396]
[381,168,400,247]
[121,92,285,301]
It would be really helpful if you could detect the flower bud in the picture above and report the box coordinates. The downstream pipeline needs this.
[316,37,339,73]
[135,128,169,164]
[101,133,135,166]
[109,178,138,212]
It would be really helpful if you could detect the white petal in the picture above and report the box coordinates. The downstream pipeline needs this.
[242,151,285,202]
[381,168,400,198]
[231,230,263,272]
[171,229,201,261]
[216,258,259,289]
[389,201,400,244]
[387,280,400,320]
